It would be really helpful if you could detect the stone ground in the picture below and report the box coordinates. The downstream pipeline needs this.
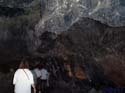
[0,87,77,93]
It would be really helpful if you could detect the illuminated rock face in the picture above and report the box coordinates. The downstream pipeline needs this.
[37,0,125,33]
[0,0,125,32]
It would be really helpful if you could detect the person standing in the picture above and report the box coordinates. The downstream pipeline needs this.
[13,60,36,93]
[40,65,50,92]
[33,65,42,93]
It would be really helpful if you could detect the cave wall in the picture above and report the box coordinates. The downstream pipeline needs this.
[58,18,125,86]
[0,1,124,91]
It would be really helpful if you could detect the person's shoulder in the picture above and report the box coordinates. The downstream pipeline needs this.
[25,69,31,71]
[41,68,47,72]
[25,69,33,74]
[16,69,22,72]
[23,69,30,72]
[34,68,39,72]
[14,69,22,74]
[34,68,38,70]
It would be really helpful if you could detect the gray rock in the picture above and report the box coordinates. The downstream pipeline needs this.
[37,0,125,33]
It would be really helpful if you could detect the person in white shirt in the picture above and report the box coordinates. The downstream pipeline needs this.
[40,65,50,92]
[33,65,42,93]
[40,68,49,80]
[13,60,36,93]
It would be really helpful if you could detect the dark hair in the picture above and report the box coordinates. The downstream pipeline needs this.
[19,59,29,69]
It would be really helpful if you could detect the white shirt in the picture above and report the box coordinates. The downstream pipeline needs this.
[34,68,41,78]
[13,69,34,93]
[40,68,49,80]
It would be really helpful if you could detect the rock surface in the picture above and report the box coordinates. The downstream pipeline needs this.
[1,0,125,32]
[0,0,125,93]
[37,0,125,33]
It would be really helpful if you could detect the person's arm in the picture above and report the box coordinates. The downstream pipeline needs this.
[13,70,18,85]
[32,84,36,93]
[29,70,36,92]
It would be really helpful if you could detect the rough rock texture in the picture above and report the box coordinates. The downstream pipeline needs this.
[1,0,125,32]
[0,15,125,84]
[60,18,125,86]
[36,18,125,86]
[0,0,125,92]
[37,0,125,33]
[0,0,33,7]
[0,1,41,64]
[0,17,125,93]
